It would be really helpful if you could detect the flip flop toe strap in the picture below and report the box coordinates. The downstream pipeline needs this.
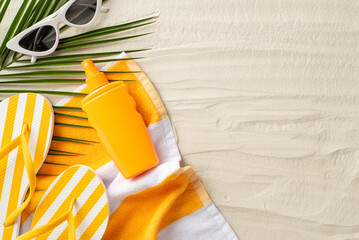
[15,198,76,240]
[0,124,36,228]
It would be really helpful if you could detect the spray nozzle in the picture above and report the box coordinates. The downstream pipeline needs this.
[82,59,99,78]
[81,58,109,92]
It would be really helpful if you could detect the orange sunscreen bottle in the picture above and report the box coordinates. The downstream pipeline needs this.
[81,59,159,179]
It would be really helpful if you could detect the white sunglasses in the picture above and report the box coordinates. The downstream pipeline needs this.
[6,0,108,63]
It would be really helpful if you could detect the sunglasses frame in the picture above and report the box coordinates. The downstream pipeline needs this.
[6,0,108,62]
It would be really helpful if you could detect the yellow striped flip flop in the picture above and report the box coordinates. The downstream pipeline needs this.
[17,165,109,240]
[0,93,54,239]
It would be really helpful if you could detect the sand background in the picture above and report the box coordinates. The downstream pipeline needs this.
[1,1,359,239]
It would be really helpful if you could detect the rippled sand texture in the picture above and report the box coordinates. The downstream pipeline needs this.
[2,1,359,239]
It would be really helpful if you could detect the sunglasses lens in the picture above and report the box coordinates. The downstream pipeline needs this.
[19,25,56,52]
[65,0,97,25]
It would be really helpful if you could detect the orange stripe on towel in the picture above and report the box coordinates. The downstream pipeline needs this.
[102,167,207,240]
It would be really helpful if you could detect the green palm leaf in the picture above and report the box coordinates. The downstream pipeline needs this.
[0,89,87,96]
[55,122,92,129]
[6,57,143,69]
[52,136,98,144]
[16,49,150,64]
[0,79,86,84]
[0,79,136,84]
[0,0,156,146]
[56,32,153,52]
[0,70,139,77]
[54,112,88,120]
[53,106,82,111]
[0,0,12,24]
[60,20,157,45]
[0,0,30,60]
[49,149,83,156]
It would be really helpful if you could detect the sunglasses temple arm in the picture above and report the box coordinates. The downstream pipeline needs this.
[100,7,109,13]
[31,56,37,63]
[72,3,108,12]
[71,3,109,12]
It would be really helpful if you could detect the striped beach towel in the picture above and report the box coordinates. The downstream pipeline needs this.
[20,53,238,240]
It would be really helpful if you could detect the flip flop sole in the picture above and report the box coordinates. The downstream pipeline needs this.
[0,93,54,239]
[30,165,109,240]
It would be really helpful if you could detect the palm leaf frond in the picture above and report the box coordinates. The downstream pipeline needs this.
[0,89,87,97]
[59,18,157,44]
[49,149,83,156]
[0,0,30,60]
[43,161,70,166]
[0,3,157,145]
[7,57,144,69]
[0,79,86,84]
[54,112,88,120]
[52,135,98,144]
[17,49,150,64]
[0,78,136,84]
[55,122,92,129]
[53,106,82,111]
[0,70,139,77]
[57,32,153,52]
[0,0,12,24]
